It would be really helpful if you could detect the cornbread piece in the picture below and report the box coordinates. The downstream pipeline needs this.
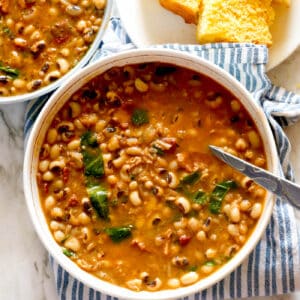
[159,0,200,24]
[196,0,275,46]
[273,0,290,7]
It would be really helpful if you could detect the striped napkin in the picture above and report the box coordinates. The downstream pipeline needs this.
[24,18,300,300]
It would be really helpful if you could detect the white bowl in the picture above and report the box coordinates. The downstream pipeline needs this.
[23,49,278,300]
[0,0,112,105]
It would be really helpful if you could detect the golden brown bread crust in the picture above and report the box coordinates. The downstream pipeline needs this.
[159,0,200,24]
[196,0,274,46]
[273,0,290,7]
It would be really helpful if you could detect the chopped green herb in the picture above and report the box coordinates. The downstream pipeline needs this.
[0,63,19,78]
[105,225,132,243]
[180,171,201,185]
[192,190,208,204]
[209,180,237,214]
[2,26,14,39]
[204,260,216,266]
[131,108,149,126]
[152,145,165,156]
[81,131,104,177]
[188,265,198,271]
[62,247,75,257]
[87,185,109,220]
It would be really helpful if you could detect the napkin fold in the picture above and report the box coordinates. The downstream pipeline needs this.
[24,17,300,300]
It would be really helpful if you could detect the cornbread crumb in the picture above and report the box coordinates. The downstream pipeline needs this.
[159,0,200,24]
[196,0,274,46]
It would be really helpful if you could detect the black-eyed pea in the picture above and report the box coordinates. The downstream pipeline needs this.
[67,139,80,150]
[49,159,66,172]
[126,146,143,156]
[106,175,117,186]
[81,227,91,242]
[129,180,138,190]
[51,207,64,218]
[44,70,61,84]
[45,195,56,211]
[126,279,142,291]
[167,278,180,289]
[239,223,248,234]
[200,264,214,274]
[107,136,120,151]
[250,203,262,219]
[254,157,266,167]
[50,144,61,160]
[146,278,162,291]
[47,128,58,144]
[69,102,81,118]
[173,218,187,230]
[134,78,148,93]
[120,164,131,182]
[93,0,106,9]
[76,20,87,32]
[42,171,54,182]
[230,99,241,112]
[0,87,9,96]
[12,78,26,89]
[74,119,85,130]
[129,190,142,206]
[23,24,35,35]
[14,37,27,48]
[78,212,91,225]
[205,248,217,259]
[180,272,199,285]
[240,176,253,189]
[54,230,65,243]
[228,224,239,236]
[39,160,50,172]
[229,206,241,223]
[112,154,127,168]
[247,131,261,149]
[64,236,81,252]
[176,196,191,214]
[187,217,201,232]
[50,220,65,231]
[235,138,248,152]
[60,48,70,57]
[240,199,251,211]
[196,230,207,241]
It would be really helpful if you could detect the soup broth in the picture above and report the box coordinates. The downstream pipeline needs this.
[37,62,267,291]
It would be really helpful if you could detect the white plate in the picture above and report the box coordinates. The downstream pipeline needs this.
[115,0,300,71]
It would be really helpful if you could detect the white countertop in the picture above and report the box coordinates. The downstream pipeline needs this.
[0,11,300,300]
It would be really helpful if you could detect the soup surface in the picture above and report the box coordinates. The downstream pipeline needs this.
[0,0,106,97]
[37,62,267,291]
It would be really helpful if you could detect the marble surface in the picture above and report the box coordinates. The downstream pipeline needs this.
[1,18,300,300]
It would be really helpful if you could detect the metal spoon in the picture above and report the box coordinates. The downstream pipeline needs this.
[209,145,300,209]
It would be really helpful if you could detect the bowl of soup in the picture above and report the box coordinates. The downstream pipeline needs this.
[0,0,112,104]
[23,49,278,299]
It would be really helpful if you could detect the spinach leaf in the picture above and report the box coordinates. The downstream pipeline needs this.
[209,180,237,214]
[180,171,200,185]
[81,131,98,147]
[0,62,19,78]
[105,225,132,243]
[87,185,109,220]
[81,131,104,177]
[131,108,149,126]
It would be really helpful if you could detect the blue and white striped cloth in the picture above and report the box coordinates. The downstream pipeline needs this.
[24,18,300,300]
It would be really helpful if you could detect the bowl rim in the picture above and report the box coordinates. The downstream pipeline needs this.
[23,48,279,300]
[0,0,113,105]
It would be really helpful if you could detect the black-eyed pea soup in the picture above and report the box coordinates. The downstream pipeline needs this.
[37,63,267,291]
[0,0,106,96]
